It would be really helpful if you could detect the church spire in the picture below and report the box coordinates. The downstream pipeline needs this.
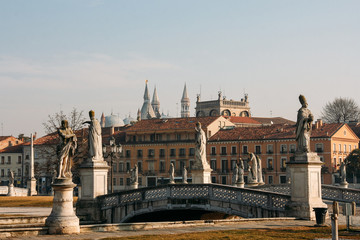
[140,80,156,120]
[100,112,105,128]
[181,83,190,118]
[152,86,161,118]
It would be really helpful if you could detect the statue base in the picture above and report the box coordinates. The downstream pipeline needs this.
[27,178,37,196]
[191,168,212,184]
[130,183,138,190]
[258,181,265,186]
[45,178,79,234]
[182,181,188,184]
[340,182,348,188]
[246,182,259,187]
[7,184,15,196]
[286,152,327,220]
[236,182,245,188]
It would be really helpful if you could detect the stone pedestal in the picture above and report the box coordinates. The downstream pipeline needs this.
[246,182,259,187]
[340,181,349,188]
[286,152,327,220]
[191,168,212,184]
[27,178,37,196]
[45,178,79,234]
[236,182,245,188]
[130,183,138,190]
[7,184,15,196]
[76,159,109,222]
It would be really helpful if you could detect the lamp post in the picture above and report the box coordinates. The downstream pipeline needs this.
[102,137,122,194]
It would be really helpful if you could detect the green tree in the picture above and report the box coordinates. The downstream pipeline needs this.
[345,148,360,180]
[321,97,360,123]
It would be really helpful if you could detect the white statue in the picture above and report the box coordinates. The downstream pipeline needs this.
[248,153,258,183]
[182,165,188,184]
[237,159,244,183]
[295,95,314,153]
[57,120,77,179]
[9,170,14,186]
[340,161,347,183]
[194,122,210,169]
[169,163,175,184]
[130,164,138,184]
[256,155,264,184]
[83,110,103,160]
[232,164,238,185]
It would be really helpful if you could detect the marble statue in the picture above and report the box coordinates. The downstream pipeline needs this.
[194,122,210,169]
[130,164,138,184]
[169,162,175,184]
[9,170,14,186]
[232,164,239,185]
[83,110,103,160]
[57,120,77,179]
[295,95,314,153]
[237,159,244,183]
[182,165,188,184]
[256,155,264,184]
[340,161,347,183]
[248,153,258,183]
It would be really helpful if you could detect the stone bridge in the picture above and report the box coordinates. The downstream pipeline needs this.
[97,184,290,223]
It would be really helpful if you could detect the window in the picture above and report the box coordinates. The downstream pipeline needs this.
[148,161,155,171]
[280,144,287,153]
[267,144,273,154]
[211,176,217,183]
[231,146,237,155]
[189,148,195,156]
[210,159,216,170]
[221,160,228,173]
[138,177,142,186]
[349,145,352,152]
[176,134,181,141]
[255,145,261,154]
[7,156,11,164]
[25,154,29,160]
[179,148,186,157]
[170,149,176,157]
[333,143,336,152]
[267,158,273,170]
[344,145,347,153]
[1,169,4,177]
[119,178,124,186]
[119,162,124,172]
[333,157,337,168]
[148,149,155,157]
[243,145,248,154]
[125,150,131,158]
[113,178,117,186]
[231,160,237,170]
[150,134,155,142]
[221,147,227,155]
[159,149,165,157]
[280,176,287,184]
[189,160,194,170]
[17,156,21,164]
[281,158,286,171]
[126,178,130,186]
[1,157,4,164]
[211,147,216,155]
[160,161,165,172]
[17,168,21,176]
[289,144,296,153]
[137,150,143,157]
[315,143,323,153]
[268,176,273,184]
[339,144,342,153]
[126,162,131,171]
[221,176,227,184]
[137,161,142,172]
[112,163,117,172]
[180,161,186,170]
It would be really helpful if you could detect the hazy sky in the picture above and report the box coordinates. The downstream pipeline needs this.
[1,0,360,137]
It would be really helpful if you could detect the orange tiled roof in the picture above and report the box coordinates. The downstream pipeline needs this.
[125,116,221,132]
[226,116,261,124]
[209,123,344,141]
[252,117,296,125]
[0,143,24,153]
[0,136,13,141]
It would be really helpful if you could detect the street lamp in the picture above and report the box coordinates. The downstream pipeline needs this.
[103,137,122,193]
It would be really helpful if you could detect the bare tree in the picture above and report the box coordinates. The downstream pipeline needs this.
[321,97,360,123]
[43,108,86,134]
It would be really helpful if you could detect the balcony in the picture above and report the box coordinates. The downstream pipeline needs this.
[290,149,295,153]
[266,150,274,154]
[159,154,166,158]
[179,153,186,157]
[267,167,274,171]
[210,152,217,156]
[315,149,323,153]
[255,151,261,155]
[220,152,227,156]
[280,151,287,154]
[231,152,237,155]
[280,167,286,172]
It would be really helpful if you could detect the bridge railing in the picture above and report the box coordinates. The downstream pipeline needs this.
[97,184,291,212]
[254,184,360,204]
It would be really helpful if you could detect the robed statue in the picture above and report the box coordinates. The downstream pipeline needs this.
[340,161,347,183]
[237,159,244,184]
[232,164,239,185]
[130,164,138,184]
[9,170,14,186]
[182,165,188,184]
[295,95,314,153]
[248,152,258,183]
[57,120,77,179]
[169,162,175,184]
[194,122,210,169]
[256,155,264,184]
[83,110,103,160]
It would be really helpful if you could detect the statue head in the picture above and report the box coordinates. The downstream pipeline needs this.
[61,120,69,128]
[196,122,201,129]
[89,110,95,119]
[299,95,308,108]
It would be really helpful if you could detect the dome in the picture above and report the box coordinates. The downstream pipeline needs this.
[105,114,124,128]
[123,115,136,125]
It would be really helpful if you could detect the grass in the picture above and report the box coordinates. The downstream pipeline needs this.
[0,196,78,207]
[103,226,360,240]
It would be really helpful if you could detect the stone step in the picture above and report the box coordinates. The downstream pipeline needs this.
[0,216,47,225]
[0,223,45,229]
[0,226,48,238]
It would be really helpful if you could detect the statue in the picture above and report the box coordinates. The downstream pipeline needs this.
[194,122,210,169]
[169,162,175,184]
[83,110,103,160]
[9,170,14,186]
[256,155,264,184]
[57,120,77,179]
[237,159,244,184]
[130,164,138,184]
[340,161,347,183]
[295,95,314,153]
[232,164,239,185]
[182,165,188,184]
[248,153,258,183]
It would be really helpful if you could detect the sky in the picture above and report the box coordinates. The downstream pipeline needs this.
[1,0,360,137]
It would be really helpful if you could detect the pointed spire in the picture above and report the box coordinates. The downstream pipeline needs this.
[181,83,189,101]
[181,83,190,118]
[144,80,150,100]
[100,112,106,128]
[152,86,160,105]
